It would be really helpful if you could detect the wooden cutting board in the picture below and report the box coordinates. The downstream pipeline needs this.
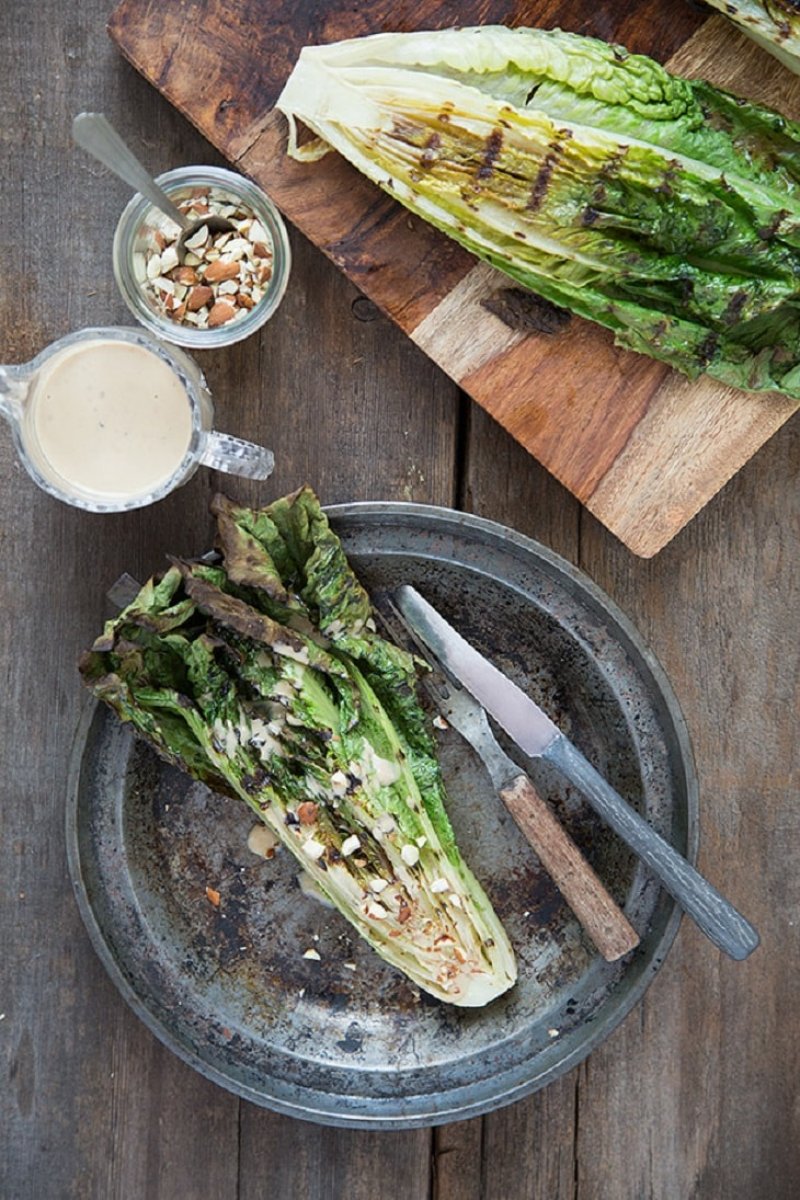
[107,0,800,556]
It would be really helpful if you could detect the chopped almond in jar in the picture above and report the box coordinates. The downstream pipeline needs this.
[187,284,214,312]
[203,259,240,284]
[136,188,276,331]
[207,300,237,328]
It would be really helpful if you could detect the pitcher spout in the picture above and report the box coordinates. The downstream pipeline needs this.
[0,365,27,423]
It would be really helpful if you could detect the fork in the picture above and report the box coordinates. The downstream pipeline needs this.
[373,594,640,963]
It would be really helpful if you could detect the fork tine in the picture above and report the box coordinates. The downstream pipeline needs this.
[371,590,455,703]
[371,590,429,659]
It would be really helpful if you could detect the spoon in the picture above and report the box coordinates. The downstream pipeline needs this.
[72,112,234,261]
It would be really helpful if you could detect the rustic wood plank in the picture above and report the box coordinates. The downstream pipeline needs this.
[432,1119,483,1200]
[480,1073,580,1200]
[239,1119,433,1199]
[0,5,240,1198]
[461,404,582,560]
[570,413,800,1199]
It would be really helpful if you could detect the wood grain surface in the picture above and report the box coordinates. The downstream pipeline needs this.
[104,0,800,555]
[1,1,798,1198]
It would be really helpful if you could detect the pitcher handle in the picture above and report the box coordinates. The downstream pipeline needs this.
[199,429,275,480]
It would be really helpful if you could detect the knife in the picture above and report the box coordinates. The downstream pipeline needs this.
[374,592,639,962]
[396,585,760,962]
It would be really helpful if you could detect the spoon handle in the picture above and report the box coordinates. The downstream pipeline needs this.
[72,113,188,231]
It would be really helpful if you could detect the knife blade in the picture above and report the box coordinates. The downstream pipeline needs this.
[395,585,760,962]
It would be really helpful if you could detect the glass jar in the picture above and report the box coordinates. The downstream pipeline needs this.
[113,166,291,349]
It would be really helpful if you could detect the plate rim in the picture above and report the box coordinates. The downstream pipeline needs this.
[65,500,698,1129]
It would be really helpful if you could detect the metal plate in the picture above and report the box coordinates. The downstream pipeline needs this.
[66,503,697,1129]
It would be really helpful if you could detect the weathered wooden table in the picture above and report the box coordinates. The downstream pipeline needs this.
[1,2,798,1196]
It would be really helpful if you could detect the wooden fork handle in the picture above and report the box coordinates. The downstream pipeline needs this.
[499,774,640,962]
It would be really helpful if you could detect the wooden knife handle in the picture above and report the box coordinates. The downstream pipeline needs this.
[499,774,640,962]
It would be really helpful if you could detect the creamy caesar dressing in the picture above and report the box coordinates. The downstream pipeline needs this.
[26,339,193,499]
[248,717,283,760]
[351,743,402,789]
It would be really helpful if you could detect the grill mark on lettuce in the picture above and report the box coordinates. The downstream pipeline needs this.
[527,131,571,212]
[696,331,720,368]
[722,289,750,325]
[656,159,682,198]
[476,128,504,182]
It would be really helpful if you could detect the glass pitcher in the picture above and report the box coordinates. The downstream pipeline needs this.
[0,326,274,513]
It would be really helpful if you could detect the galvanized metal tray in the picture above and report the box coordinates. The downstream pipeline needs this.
[66,503,697,1129]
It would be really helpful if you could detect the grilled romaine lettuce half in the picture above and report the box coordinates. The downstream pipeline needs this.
[276,25,800,401]
[80,487,516,1007]
[703,1,800,73]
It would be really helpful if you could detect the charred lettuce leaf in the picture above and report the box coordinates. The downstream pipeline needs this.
[80,487,516,1007]
[276,25,800,401]
[703,2,800,74]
